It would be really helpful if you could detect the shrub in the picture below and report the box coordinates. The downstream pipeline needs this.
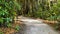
[0,0,17,27]
[15,25,20,31]
[32,0,60,21]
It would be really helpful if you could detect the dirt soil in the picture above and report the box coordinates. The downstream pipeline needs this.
[0,20,22,34]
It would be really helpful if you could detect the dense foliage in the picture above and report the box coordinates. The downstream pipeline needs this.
[19,0,59,20]
[35,1,60,20]
[0,0,20,27]
[20,0,60,21]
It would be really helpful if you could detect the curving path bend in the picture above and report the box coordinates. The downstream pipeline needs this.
[16,16,59,34]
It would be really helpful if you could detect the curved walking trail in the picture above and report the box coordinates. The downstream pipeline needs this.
[17,16,59,34]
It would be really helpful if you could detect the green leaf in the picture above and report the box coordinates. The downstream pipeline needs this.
[0,18,3,24]
[15,25,20,31]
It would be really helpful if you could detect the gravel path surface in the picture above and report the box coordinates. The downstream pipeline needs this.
[15,16,59,34]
